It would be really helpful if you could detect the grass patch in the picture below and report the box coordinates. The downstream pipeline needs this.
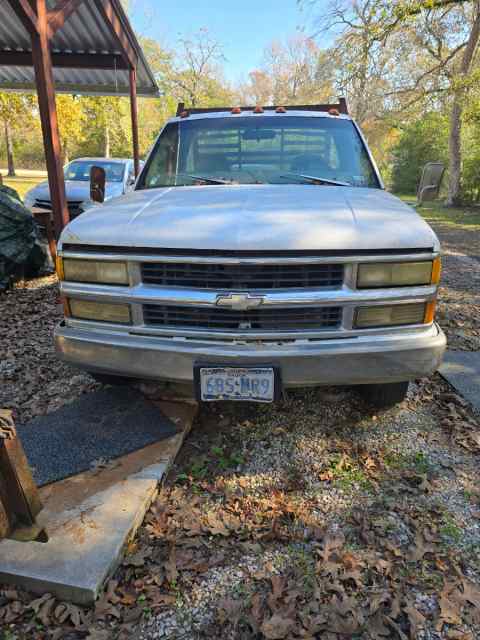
[420,204,480,230]
[398,194,480,230]
[327,453,372,491]
[439,513,463,545]
[3,175,44,200]
[383,450,434,475]
[287,544,316,593]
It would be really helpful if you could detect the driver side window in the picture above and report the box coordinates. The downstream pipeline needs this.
[142,123,179,188]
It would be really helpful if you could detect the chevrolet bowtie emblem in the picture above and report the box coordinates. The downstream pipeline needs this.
[216,293,265,311]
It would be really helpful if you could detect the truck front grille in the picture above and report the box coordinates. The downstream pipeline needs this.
[143,304,342,332]
[141,262,344,290]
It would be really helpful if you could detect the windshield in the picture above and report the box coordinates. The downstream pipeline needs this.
[139,116,379,189]
[64,160,126,183]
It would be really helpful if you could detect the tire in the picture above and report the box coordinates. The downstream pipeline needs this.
[358,381,409,409]
[89,372,134,386]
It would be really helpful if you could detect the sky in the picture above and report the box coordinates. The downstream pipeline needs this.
[129,0,327,84]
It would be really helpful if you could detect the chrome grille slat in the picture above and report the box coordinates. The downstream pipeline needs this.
[35,198,83,218]
[143,304,342,331]
[141,262,344,289]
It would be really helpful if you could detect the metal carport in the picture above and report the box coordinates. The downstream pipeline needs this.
[0,0,158,237]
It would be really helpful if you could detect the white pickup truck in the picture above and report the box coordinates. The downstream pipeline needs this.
[55,101,446,408]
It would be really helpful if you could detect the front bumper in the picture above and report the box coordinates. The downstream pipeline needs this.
[55,322,446,387]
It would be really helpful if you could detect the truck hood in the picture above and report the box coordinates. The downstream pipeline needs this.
[59,185,439,253]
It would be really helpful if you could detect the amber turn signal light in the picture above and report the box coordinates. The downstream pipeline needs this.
[56,255,64,281]
[424,300,437,324]
[431,257,442,285]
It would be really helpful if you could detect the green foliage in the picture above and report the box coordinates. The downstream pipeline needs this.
[462,96,480,202]
[56,95,87,163]
[440,513,463,544]
[390,113,449,194]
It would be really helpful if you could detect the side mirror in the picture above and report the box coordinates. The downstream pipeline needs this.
[90,166,106,203]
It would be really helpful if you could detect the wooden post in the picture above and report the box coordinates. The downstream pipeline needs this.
[0,410,46,542]
[30,0,70,237]
[129,66,140,177]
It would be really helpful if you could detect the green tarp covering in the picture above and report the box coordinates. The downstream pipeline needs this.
[0,185,49,289]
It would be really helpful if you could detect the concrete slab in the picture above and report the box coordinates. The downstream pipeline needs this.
[439,351,480,412]
[0,400,197,605]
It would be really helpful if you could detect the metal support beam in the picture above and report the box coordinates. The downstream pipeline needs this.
[30,0,69,236]
[5,0,39,34]
[0,50,129,70]
[129,67,140,177]
[48,0,86,36]
[94,0,138,70]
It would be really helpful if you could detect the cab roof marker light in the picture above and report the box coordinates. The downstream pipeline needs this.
[276,106,287,113]
[231,107,242,114]
[180,110,189,118]
[329,108,340,116]
[253,106,264,114]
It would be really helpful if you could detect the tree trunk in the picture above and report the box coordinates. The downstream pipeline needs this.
[4,121,15,177]
[104,122,110,158]
[447,99,462,206]
[446,6,480,207]
[61,141,69,166]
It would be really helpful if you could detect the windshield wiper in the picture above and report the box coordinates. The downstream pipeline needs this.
[180,174,237,185]
[280,173,351,187]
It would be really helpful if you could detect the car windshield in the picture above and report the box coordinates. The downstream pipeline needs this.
[64,160,125,183]
[139,115,379,189]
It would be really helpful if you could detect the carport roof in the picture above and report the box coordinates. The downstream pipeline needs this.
[0,0,158,96]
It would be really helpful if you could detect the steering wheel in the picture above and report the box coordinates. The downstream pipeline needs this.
[290,154,330,174]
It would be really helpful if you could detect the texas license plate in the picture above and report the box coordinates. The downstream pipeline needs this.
[198,366,275,402]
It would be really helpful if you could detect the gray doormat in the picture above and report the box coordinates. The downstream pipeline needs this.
[17,388,179,487]
[439,351,480,413]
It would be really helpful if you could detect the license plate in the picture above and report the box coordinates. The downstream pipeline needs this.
[198,367,275,402]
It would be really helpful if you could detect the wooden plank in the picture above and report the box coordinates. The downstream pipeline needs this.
[0,410,43,541]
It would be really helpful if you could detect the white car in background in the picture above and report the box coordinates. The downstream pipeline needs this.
[24,158,138,219]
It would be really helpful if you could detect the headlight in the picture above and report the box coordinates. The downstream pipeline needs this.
[355,303,427,329]
[357,259,440,289]
[67,299,131,324]
[62,259,129,285]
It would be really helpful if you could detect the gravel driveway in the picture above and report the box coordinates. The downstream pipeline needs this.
[1,214,480,639]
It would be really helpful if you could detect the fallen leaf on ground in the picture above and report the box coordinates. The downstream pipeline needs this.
[260,613,295,639]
